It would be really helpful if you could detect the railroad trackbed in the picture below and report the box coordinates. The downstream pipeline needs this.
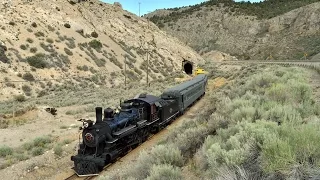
[215,60,320,72]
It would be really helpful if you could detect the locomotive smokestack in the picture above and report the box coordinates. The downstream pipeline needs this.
[96,107,103,123]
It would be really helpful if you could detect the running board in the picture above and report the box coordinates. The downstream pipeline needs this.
[137,120,148,128]
[146,118,160,125]
[159,112,179,126]
[112,125,137,138]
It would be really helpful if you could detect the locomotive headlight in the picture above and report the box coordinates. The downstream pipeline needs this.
[85,133,94,143]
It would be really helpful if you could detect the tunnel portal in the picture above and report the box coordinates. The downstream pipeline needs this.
[182,60,193,75]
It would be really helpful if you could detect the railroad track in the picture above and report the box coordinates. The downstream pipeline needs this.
[214,60,320,74]
[64,173,94,180]
[64,133,156,180]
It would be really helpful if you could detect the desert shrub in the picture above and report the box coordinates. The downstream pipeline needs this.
[262,123,320,175]
[64,23,71,28]
[54,145,63,156]
[124,144,184,179]
[37,90,47,97]
[23,136,52,155]
[31,22,37,28]
[146,164,183,180]
[33,136,52,147]
[47,25,55,32]
[65,38,76,49]
[46,38,54,44]
[0,118,9,129]
[163,122,210,158]
[0,146,13,157]
[82,65,89,71]
[26,38,34,43]
[262,104,303,125]
[22,85,32,93]
[5,82,15,88]
[22,72,35,81]
[62,139,72,145]
[14,95,26,102]
[109,55,123,69]
[91,31,98,38]
[13,153,28,161]
[20,44,27,50]
[89,39,102,51]
[196,120,278,177]
[34,31,44,37]
[64,47,73,56]
[30,47,37,53]
[9,21,15,26]
[94,58,106,67]
[26,53,48,68]
[31,147,44,156]
[134,67,142,75]
[40,42,55,52]
[76,29,84,35]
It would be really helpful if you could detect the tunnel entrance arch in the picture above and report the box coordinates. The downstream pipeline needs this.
[182,60,193,75]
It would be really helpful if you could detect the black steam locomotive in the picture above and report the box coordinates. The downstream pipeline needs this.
[71,74,208,176]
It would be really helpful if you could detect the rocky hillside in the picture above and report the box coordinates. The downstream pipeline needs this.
[0,0,203,100]
[146,0,320,60]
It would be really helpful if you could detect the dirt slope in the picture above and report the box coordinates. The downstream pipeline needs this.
[146,1,320,60]
[0,0,203,100]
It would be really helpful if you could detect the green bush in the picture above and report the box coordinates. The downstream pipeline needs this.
[146,164,183,180]
[22,85,31,93]
[262,123,320,175]
[94,58,106,67]
[22,72,35,81]
[46,38,54,44]
[89,39,102,51]
[64,47,73,56]
[31,22,37,28]
[23,136,52,151]
[34,31,44,37]
[54,145,63,156]
[91,31,98,38]
[26,53,48,68]
[14,94,26,102]
[125,144,184,179]
[30,47,37,53]
[47,25,55,32]
[20,44,27,50]
[0,146,13,157]
[31,147,44,156]
[64,23,71,28]
[13,153,28,161]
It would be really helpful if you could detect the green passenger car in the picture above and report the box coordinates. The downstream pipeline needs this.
[160,74,208,114]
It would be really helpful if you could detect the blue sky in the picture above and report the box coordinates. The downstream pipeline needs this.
[102,0,263,16]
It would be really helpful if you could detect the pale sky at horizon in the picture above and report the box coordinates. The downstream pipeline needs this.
[102,0,264,16]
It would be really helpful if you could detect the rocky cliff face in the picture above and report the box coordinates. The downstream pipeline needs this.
[146,2,320,60]
[0,0,203,100]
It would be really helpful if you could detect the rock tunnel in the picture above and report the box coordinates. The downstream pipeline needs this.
[182,60,193,75]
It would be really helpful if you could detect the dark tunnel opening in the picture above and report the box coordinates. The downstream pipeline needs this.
[183,62,193,75]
